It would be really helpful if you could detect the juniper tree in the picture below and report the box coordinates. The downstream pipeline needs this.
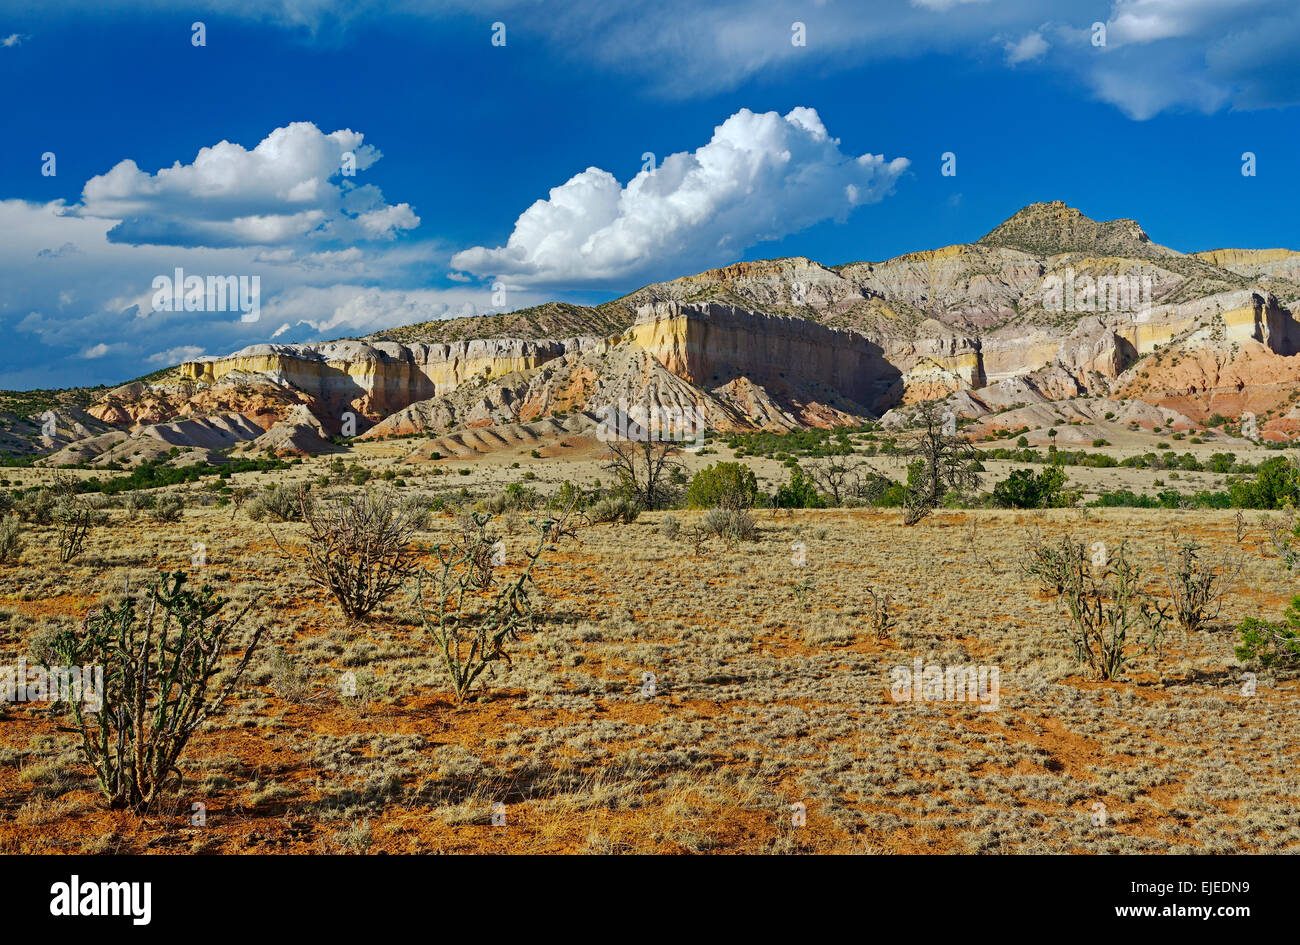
[900,401,982,524]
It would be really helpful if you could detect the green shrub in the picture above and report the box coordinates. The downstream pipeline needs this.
[1237,596,1300,668]
[686,461,759,510]
[480,482,541,514]
[590,495,640,525]
[47,458,291,496]
[774,467,823,508]
[247,484,311,522]
[548,480,593,513]
[399,493,435,528]
[1230,456,1300,509]
[700,507,757,545]
[16,488,55,525]
[124,491,155,516]
[1208,452,1237,473]
[151,492,184,523]
[1091,488,1232,509]
[992,467,1068,509]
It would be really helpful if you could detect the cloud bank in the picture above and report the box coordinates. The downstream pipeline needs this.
[0,123,528,388]
[13,1,1300,120]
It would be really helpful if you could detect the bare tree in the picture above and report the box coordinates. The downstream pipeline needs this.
[601,440,682,511]
[900,401,982,525]
[806,456,863,507]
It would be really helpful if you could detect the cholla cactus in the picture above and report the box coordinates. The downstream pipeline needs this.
[50,571,265,811]
[1060,541,1170,680]
[1017,529,1086,598]
[297,487,420,618]
[54,500,91,563]
[52,474,94,563]
[1160,533,1241,633]
[414,514,553,702]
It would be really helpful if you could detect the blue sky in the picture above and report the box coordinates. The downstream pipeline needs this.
[2,0,1299,389]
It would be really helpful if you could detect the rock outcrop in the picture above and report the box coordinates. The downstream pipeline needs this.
[3,407,117,456]
[1192,248,1300,287]
[237,404,336,456]
[38,200,1300,459]
[625,301,885,406]
[179,337,601,430]
[88,374,313,429]
[403,414,600,461]
[363,302,887,440]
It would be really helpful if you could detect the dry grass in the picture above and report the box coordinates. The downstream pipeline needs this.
[0,448,1297,854]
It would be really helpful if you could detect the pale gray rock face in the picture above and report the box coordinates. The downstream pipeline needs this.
[38,412,265,467]
[842,245,1044,328]
[628,300,887,405]
[240,404,335,456]
[1055,316,1130,382]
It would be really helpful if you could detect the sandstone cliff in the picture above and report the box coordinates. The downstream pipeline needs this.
[179,337,599,430]
[43,201,1300,458]
[361,302,885,440]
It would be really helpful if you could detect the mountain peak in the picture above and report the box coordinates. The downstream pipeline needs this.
[978,201,1167,258]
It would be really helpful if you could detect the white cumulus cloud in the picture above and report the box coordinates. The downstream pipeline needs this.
[451,107,908,288]
[77,122,418,248]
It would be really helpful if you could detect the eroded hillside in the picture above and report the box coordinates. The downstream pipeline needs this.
[14,201,1300,463]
